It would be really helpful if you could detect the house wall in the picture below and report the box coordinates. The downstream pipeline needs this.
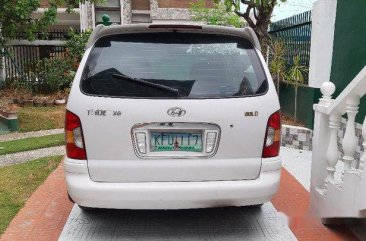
[132,0,151,10]
[157,0,213,8]
[279,83,321,129]
[330,0,366,124]
[39,0,78,8]
[150,0,213,23]
[308,0,337,88]
[80,0,215,28]
[150,0,191,23]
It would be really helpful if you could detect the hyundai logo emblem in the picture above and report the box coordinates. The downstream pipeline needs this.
[167,107,186,117]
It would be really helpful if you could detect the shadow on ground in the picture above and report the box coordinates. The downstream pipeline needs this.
[59,203,296,241]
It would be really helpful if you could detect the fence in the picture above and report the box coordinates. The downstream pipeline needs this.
[269,11,312,82]
[3,45,67,82]
[9,28,80,41]
[2,28,74,83]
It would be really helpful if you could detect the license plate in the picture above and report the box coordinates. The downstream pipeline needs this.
[150,132,203,152]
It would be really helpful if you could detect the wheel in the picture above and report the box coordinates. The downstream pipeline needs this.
[78,205,96,212]
[248,203,264,208]
[321,218,343,226]
[67,193,75,203]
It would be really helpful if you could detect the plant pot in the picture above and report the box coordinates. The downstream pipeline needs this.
[34,99,45,107]
[1,109,17,119]
[5,98,14,104]
[23,99,34,107]
[54,99,66,105]
[15,99,24,106]
[44,99,55,107]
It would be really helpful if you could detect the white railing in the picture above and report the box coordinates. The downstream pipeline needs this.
[311,66,366,218]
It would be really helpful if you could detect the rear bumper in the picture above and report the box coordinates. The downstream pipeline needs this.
[64,157,281,209]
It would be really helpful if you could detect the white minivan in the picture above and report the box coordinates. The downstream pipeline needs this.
[64,24,281,210]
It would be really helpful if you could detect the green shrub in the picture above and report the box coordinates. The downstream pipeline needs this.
[66,29,92,63]
[33,57,74,93]
[30,29,92,94]
[190,0,244,28]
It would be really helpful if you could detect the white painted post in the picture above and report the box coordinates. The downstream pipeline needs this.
[342,96,360,170]
[79,2,95,30]
[308,0,338,88]
[121,0,132,25]
[319,82,341,185]
[311,82,336,190]
[0,27,5,82]
[319,82,336,106]
[79,3,87,31]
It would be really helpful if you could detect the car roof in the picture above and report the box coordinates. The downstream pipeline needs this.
[85,24,261,51]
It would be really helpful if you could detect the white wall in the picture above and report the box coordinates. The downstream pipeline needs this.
[308,0,338,88]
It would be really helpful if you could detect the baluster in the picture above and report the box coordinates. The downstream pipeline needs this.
[325,114,341,184]
[360,116,366,171]
[342,96,360,170]
[319,82,339,185]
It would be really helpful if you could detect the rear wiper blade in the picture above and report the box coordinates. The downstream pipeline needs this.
[112,73,180,96]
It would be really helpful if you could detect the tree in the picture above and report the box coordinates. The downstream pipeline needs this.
[219,0,287,49]
[285,55,308,120]
[0,1,93,88]
[268,40,286,94]
[190,0,245,28]
[0,0,91,42]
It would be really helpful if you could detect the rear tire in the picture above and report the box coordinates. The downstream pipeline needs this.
[78,205,96,212]
[248,203,264,208]
[321,218,343,226]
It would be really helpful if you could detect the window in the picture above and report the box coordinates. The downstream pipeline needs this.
[81,33,268,99]
[94,0,121,25]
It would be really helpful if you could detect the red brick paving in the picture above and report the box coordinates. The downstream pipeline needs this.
[272,168,359,241]
[0,163,73,241]
[0,164,360,241]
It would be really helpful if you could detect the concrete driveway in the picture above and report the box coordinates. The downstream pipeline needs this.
[59,203,296,241]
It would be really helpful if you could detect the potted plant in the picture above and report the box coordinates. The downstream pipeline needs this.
[12,88,22,105]
[22,91,34,107]
[33,96,46,107]
[44,96,55,107]
[1,105,18,119]
[54,90,66,105]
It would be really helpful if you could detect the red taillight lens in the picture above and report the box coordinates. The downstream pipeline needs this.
[65,110,87,160]
[262,110,281,158]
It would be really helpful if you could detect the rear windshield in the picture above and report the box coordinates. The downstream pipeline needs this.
[81,32,268,98]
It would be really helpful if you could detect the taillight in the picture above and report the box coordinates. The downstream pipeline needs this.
[65,110,87,160]
[262,110,281,158]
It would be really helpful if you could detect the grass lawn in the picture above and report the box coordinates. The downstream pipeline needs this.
[0,155,63,235]
[0,134,65,155]
[18,106,65,132]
